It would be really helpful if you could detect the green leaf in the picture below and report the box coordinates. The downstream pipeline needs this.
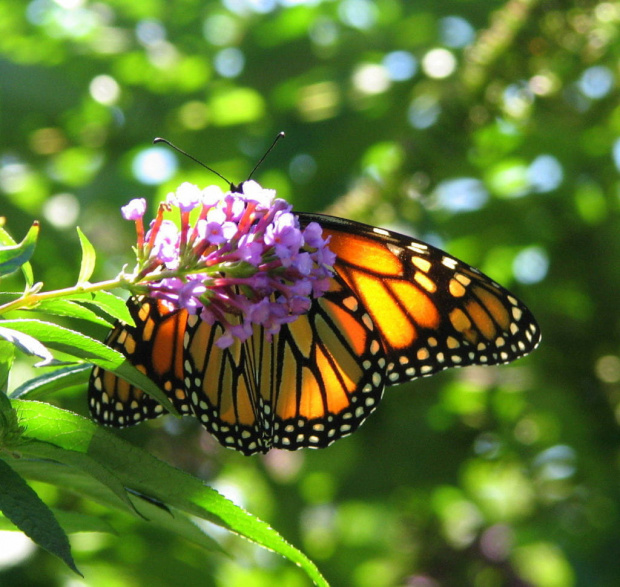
[126,493,224,554]
[0,224,33,286]
[34,299,113,327]
[65,291,133,325]
[0,325,55,366]
[0,458,81,575]
[0,339,15,393]
[0,319,178,416]
[0,319,118,364]
[22,440,141,515]
[12,400,328,587]
[0,391,24,446]
[9,363,91,399]
[76,227,96,284]
[0,222,38,285]
[0,508,117,535]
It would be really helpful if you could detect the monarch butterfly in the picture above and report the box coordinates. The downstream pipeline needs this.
[89,212,540,455]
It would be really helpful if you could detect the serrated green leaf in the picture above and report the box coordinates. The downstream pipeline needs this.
[22,441,140,516]
[0,319,119,364]
[128,494,223,554]
[12,400,327,587]
[0,458,81,575]
[34,299,112,327]
[0,319,178,415]
[0,222,38,284]
[5,461,223,554]
[10,364,91,399]
[76,227,96,284]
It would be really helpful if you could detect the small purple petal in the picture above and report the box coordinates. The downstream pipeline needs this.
[215,331,235,349]
[175,182,202,212]
[241,180,276,209]
[293,251,313,275]
[202,185,225,207]
[121,198,147,221]
[178,280,207,313]
[238,236,263,265]
[302,222,324,247]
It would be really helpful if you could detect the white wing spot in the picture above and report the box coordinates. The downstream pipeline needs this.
[442,256,458,270]
[407,242,429,254]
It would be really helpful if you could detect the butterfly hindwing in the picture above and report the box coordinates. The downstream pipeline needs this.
[183,273,388,455]
[182,317,265,453]
[266,272,387,451]
[89,297,192,427]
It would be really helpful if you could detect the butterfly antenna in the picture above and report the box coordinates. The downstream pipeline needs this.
[246,131,285,181]
[153,137,232,186]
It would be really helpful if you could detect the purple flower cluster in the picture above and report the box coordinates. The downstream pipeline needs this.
[122,181,336,347]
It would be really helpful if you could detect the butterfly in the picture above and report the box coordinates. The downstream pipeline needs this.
[89,213,540,455]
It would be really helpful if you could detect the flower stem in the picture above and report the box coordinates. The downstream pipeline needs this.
[0,277,126,316]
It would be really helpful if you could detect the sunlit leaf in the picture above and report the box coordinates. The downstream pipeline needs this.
[76,226,96,283]
[11,400,328,587]
[0,325,55,366]
[0,339,14,393]
[9,363,91,399]
[33,299,112,326]
[0,319,177,415]
[0,222,38,284]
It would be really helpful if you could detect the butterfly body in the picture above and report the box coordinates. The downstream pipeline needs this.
[89,213,540,455]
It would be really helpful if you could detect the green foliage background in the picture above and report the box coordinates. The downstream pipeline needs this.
[1,0,619,585]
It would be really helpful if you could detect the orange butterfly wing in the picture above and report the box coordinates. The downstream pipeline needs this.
[88,213,540,455]
[183,272,386,454]
[89,298,192,427]
[304,213,540,385]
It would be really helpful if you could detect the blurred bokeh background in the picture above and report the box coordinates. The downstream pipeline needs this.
[1,0,619,585]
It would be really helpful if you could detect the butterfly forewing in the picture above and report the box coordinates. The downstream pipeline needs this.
[301,213,541,386]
